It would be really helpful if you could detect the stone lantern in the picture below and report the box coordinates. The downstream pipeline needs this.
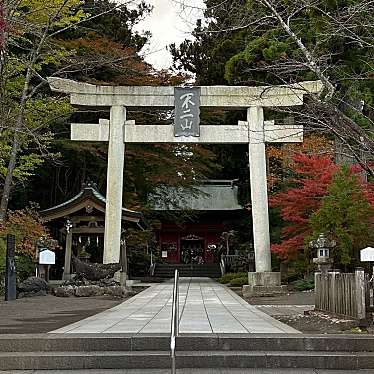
[310,233,336,274]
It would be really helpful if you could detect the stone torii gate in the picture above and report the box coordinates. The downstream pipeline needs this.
[48,78,322,292]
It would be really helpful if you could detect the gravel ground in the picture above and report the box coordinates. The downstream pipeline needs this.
[238,289,368,334]
[243,289,315,305]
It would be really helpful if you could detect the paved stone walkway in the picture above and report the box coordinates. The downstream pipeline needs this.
[51,278,299,334]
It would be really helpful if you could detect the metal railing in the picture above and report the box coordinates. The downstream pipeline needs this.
[170,269,179,374]
[220,256,225,276]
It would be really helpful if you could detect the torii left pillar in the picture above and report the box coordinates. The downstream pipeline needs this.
[103,106,126,264]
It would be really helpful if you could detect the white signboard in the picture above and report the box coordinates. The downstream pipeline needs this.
[360,247,374,262]
[39,249,56,265]
[162,251,168,258]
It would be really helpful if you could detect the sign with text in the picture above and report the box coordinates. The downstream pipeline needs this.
[174,87,201,137]
[39,249,56,265]
[360,247,374,262]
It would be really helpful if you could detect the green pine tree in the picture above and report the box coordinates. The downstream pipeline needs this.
[311,166,374,267]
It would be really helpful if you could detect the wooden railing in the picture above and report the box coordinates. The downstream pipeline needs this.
[315,268,367,320]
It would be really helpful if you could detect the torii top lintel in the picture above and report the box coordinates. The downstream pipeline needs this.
[48,78,322,108]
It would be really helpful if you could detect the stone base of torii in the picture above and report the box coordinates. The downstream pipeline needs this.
[48,77,322,294]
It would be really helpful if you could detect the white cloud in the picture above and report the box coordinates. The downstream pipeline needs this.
[135,0,205,70]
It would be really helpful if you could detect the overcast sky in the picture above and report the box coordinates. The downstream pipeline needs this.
[134,0,205,70]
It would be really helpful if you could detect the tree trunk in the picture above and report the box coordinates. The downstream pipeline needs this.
[0,67,32,222]
[0,135,19,222]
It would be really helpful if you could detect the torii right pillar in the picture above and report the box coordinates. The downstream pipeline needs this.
[243,106,287,297]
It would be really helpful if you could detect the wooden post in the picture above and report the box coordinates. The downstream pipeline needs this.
[5,234,17,301]
[314,272,320,310]
[120,237,128,286]
[63,229,73,280]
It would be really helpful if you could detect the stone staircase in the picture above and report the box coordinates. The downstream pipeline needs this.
[1,334,374,370]
[153,263,222,278]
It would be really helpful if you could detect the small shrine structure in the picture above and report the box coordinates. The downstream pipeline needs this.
[151,180,245,264]
[40,182,145,280]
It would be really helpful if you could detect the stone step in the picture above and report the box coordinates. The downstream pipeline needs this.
[0,335,169,352]
[0,351,170,370]
[177,351,374,370]
[154,264,221,278]
[154,274,221,278]
[1,350,374,370]
[2,335,374,353]
[176,335,374,352]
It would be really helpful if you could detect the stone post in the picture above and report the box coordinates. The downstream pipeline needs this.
[243,107,286,298]
[62,230,73,280]
[247,106,271,273]
[103,106,126,264]
[355,267,366,321]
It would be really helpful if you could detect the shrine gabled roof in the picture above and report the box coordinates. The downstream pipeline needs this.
[150,180,243,211]
[40,184,144,225]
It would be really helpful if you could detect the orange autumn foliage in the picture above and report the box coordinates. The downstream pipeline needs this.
[267,134,334,190]
[0,208,54,259]
[59,36,188,86]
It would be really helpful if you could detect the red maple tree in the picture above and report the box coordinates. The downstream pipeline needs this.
[270,155,374,261]
[269,154,338,260]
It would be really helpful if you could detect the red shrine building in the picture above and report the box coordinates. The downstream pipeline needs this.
[150,180,246,264]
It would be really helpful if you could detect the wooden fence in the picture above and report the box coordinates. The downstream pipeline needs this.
[315,268,367,320]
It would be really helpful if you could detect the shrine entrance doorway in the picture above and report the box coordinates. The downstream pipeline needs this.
[181,235,205,265]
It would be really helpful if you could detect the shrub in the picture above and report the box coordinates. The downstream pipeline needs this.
[230,255,252,273]
[219,272,247,284]
[16,255,35,283]
[229,276,248,287]
[128,249,152,277]
[293,278,314,291]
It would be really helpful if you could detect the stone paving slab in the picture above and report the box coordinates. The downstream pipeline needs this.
[50,278,299,334]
